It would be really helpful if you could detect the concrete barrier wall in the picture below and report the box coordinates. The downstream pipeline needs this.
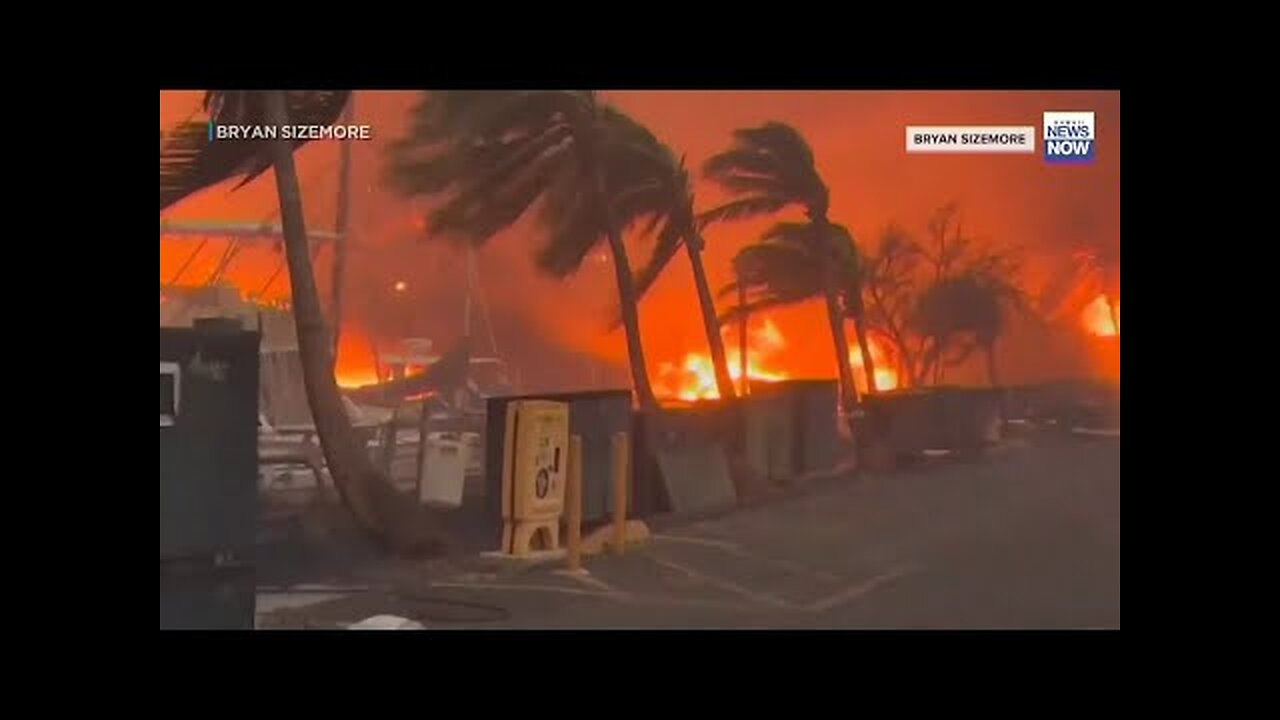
[775,380,840,476]
[633,402,741,517]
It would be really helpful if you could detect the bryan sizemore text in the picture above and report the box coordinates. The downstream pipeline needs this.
[209,124,374,141]
[905,126,1035,154]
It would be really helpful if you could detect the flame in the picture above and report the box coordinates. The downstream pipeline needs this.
[336,368,380,389]
[848,336,900,394]
[654,318,908,403]
[333,327,382,389]
[1083,294,1119,337]
[660,316,911,399]
[654,319,791,402]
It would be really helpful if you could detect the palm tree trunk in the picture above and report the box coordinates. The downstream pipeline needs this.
[686,234,735,400]
[985,340,1007,432]
[739,286,750,397]
[851,315,879,394]
[985,342,999,387]
[605,228,659,410]
[824,289,858,412]
[264,91,442,556]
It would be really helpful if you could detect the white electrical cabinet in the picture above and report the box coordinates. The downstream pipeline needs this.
[419,436,467,508]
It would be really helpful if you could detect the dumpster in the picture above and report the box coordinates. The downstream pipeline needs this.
[863,387,1002,461]
[938,387,1003,454]
[160,324,259,560]
[775,379,840,475]
[740,382,796,484]
[863,389,945,456]
[160,322,258,630]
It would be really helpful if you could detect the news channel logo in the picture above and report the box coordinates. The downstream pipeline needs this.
[1043,112,1095,164]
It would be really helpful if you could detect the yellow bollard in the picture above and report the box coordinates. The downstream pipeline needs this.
[566,435,584,571]
[611,431,629,555]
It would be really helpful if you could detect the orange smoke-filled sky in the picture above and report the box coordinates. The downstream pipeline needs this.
[160,90,1119,384]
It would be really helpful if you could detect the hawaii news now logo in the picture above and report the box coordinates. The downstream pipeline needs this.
[1043,112,1095,163]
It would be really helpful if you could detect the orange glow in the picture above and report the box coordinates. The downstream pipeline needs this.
[654,319,791,402]
[163,90,1119,391]
[333,326,382,389]
[654,318,907,402]
[849,336,900,395]
[336,368,380,389]
[1082,294,1119,337]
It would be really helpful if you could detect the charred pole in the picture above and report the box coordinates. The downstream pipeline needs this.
[330,94,355,364]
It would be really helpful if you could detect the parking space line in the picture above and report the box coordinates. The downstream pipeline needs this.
[652,534,742,551]
[429,581,622,599]
[427,579,761,615]
[653,534,843,583]
[649,556,797,610]
[557,570,622,595]
[804,565,919,613]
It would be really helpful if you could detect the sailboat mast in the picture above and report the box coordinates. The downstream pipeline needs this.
[330,93,355,364]
[463,244,476,342]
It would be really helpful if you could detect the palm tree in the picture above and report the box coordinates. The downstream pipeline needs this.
[386,91,676,410]
[614,145,736,401]
[160,91,445,556]
[701,122,877,410]
[719,219,864,391]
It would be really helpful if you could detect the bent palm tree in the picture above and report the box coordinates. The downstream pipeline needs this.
[702,122,876,409]
[613,142,736,401]
[720,219,865,388]
[386,91,668,409]
[160,91,446,556]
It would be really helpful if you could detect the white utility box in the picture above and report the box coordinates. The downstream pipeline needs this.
[419,436,466,508]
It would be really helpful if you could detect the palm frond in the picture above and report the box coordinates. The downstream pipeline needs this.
[471,91,588,140]
[428,143,569,244]
[429,128,573,228]
[160,119,244,211]
[703,122,828,213]
[535,205,601,278]
[721,242,826,307]
[734,122,817,170]
[404,91,588,146]
[160,90,350,212]
[631,219,686,301]
[758,220,821,247]
[703,147,782,179]
[697,195,792,226]
[384,134,514,197]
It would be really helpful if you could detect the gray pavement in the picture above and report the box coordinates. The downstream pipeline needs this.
[259,435,1120,629]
